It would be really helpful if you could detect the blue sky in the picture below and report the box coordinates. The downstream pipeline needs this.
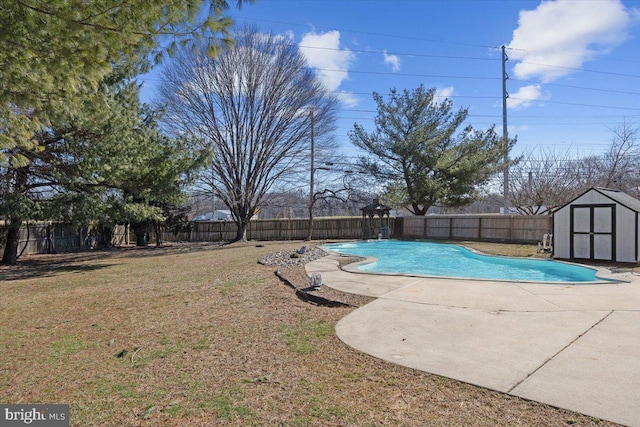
[140,0,640,161]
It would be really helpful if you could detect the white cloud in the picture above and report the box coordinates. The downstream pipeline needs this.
[508,0,633,82]
[382,50,400,72]
[334,90,359,108]
[507,84,549,110]
[434,86,455,100]
[299,30,356,92]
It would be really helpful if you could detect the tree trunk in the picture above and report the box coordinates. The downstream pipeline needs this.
[155,222,163,247]
[2,219,22,265]
[411,204,428,216]
[3,166,28,265]
[234,222,248,242]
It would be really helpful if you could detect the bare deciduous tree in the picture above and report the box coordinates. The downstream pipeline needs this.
[509,120,640,215]
[597,119,640,191]
[508,147,582,215]
[306,172,367,239]
[571,120,640,195]
[158,26,338,241]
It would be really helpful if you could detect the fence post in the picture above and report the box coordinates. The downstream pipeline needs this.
[47,224,52,254]
[392,217,401,239]
[509,215,514,242]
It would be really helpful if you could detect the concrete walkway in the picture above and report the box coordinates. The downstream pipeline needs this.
[306,255,640,427]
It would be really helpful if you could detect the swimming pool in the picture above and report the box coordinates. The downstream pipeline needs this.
[323,240,603,283]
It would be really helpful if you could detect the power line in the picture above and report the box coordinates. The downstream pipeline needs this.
[238,16,500,49]
[308,67,499,80]
[512,79,640,96]
[508,97,640,112]
[506,46,640,66]
[298,44,497,62]
[142,15,638,158]
[243,16,640,69]
[338,80,640,98]
[508,114,640,119]
[297,44,640,82]
[140,72,640,98]
[514,61,640,79]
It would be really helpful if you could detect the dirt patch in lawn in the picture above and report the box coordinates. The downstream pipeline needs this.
[0,241,619,426]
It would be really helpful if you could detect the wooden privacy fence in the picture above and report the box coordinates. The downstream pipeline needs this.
[162,215,550,244]
[400,215,552,243]
[0,223,129,256]
[2,215,552,256]
[160,217,375,242]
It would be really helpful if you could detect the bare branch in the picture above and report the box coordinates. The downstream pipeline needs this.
[158,26,338,241]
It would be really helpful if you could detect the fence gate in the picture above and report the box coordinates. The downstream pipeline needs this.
[570,204,615,261]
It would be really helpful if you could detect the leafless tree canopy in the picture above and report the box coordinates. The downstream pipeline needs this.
[509,119,640,214]
[593,119,640,191]
[157,26,338,240]
[508,147,582,215]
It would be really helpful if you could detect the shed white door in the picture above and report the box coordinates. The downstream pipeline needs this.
[570,204,615,261]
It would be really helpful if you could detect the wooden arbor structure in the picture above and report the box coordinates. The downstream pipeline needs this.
[361,198,392,240]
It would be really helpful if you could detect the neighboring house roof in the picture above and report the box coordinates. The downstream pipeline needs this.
[553,187,640,214]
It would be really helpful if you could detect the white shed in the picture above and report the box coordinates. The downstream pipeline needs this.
[553,187,640,263]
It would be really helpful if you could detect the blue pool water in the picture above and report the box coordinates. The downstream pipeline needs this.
[323,240,602,283]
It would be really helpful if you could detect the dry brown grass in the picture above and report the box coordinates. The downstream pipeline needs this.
[0,241,619,426]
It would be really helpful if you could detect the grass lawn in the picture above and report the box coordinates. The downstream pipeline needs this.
[0,241,619,426]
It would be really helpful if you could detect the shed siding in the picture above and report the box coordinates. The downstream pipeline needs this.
[554,207,570,259]
[616,205,636,262]
[553,188,640,263]
[554,189,613,259]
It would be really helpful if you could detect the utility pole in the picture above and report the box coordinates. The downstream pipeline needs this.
[307,108,315,240]
[501,45,510,214]
[309,108,315,210]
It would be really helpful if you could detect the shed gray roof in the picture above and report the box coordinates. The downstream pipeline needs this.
[553,187,640,214]
[595,188,640,213]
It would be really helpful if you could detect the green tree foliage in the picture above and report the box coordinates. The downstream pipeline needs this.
[108,107,206,246]
[349,85,514,215]
[0,0,245,263]
[0,64,205,264]
[0,0,244,166]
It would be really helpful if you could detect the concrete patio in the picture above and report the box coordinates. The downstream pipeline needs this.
[306,254,640,427]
